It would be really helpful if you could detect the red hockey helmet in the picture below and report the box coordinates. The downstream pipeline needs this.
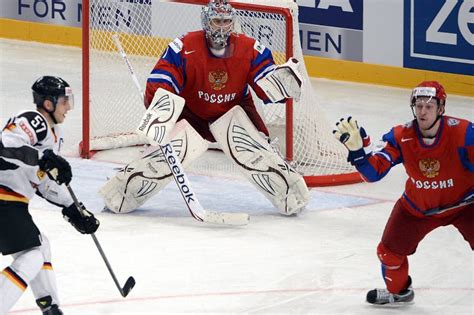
[410,81,447,106]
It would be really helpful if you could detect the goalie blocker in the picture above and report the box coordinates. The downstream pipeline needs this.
[210,106,310,215]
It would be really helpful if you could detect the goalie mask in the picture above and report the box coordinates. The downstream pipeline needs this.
[32,76,74,124]
[201,0,236,49]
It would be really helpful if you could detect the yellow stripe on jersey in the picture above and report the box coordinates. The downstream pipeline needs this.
[0,193,28,204]
[0,187,29,203]
[4,123,16,131]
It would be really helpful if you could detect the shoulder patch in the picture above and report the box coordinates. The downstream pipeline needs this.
[169,37,183,53]
[253,41,266,54]
[447,118,460,126]
[17,111,48,143]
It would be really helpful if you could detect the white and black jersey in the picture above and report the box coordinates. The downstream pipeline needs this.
[0,110,72,206]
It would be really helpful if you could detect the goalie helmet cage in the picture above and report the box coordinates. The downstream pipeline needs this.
[81,0,362,187]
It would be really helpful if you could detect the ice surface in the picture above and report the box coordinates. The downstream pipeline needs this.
[1,39,472,314]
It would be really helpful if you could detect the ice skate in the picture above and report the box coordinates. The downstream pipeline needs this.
[36,296,64,315]
[366,276,414,305]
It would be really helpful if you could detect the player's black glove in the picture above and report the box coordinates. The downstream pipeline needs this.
[39,149,72,185]
[62,203,100,234]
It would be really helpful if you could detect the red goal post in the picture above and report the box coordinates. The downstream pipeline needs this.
[81,0,362,186]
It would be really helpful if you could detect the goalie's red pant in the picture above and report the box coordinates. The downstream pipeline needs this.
[377,199,473,294]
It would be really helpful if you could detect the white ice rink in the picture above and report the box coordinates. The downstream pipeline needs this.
[1,39,473,314]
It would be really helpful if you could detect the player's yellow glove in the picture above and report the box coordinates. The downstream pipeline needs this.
[333,117,371,165]
[333,116,363,151]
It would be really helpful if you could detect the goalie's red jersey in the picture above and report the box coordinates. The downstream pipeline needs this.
[145,30,275,122]
[355,116,474,217]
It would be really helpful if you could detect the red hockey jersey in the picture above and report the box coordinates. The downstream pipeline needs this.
[145,30,276,123]
[355,116,474,217]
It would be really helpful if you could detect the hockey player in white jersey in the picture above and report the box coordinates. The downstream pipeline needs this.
[0,76,100,315]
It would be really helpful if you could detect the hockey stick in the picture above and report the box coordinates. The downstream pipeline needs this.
[65,183,136,297]
[424,193,473,216]
[112,34,249,226]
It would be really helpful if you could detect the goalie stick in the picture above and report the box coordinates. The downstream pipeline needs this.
[112,34,249,226]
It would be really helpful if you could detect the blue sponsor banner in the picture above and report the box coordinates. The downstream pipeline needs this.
[0,0,83,26]
[0,0,152,34]
[296,0,363,61]
[298,0,363,30]
[404,0,474,76]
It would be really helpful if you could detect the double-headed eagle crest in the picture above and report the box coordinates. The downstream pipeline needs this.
[209,70,228,91]
[418,158,440,178]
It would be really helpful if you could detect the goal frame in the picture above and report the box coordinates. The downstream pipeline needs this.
[81,0,362,187]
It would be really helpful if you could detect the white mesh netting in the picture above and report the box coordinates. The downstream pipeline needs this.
[86,0,356,180]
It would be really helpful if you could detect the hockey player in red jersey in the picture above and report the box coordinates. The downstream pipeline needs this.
[100,0,310,216]
[144,0,299,141]
[333,81,473,305]
[0,76,99,314]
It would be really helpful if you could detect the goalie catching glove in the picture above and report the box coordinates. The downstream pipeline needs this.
[62,202,100,234]
[257,58,303,103]
[333,116,371,165]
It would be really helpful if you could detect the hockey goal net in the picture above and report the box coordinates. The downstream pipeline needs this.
[82,0,361,186]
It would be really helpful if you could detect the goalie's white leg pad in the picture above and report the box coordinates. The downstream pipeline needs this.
[136,88,185,145]
[210,106,310,215]
[100,119,209,213]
